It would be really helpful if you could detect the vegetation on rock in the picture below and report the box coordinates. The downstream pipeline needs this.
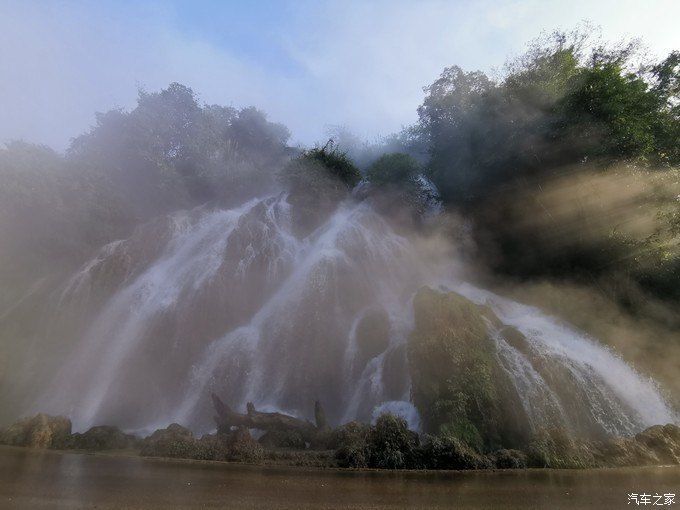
[279,141,361,236]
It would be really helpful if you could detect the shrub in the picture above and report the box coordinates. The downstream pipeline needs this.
[420,433,493,470]
[367,414,419,469]
[333,414,420,469]
[282,141,361,191]
[333,421,371,468]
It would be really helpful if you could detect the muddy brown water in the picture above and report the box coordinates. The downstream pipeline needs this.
[1,446,679,509]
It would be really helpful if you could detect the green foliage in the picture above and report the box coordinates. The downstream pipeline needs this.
[333,421,371,468]
[71,83,290,213]
[367,414,419,469]
[419,432,493,470]
[414,30,680,306]
[416,30,680,205]
[556,62,662,160]
[366,153,420,187]
[333,415,419,469]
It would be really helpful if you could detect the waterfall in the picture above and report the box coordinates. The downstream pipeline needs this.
[30,194,677,435]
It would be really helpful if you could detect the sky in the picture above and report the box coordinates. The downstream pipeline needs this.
[0,0,678,151]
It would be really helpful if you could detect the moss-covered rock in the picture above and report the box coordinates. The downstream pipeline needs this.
[407,287,528,450]
[0,413,71,449]
[69,425,138,450]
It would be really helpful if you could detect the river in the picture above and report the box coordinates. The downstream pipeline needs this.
[1,446,678,509]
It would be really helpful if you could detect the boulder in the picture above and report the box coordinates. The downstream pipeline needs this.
[0,413,71,449]
[355,309,390,367]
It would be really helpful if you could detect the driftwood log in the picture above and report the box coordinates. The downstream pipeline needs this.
[211,393,330,441]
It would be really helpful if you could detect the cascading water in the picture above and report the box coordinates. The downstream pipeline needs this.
[30,193,677,436]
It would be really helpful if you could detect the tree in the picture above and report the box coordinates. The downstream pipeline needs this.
[366,153,420,187]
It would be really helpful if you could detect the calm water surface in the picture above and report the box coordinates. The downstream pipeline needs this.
[1,446,679,509]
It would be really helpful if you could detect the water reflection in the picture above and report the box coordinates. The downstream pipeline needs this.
[1,446,679,509]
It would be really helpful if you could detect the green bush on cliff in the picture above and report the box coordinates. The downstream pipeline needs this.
[280,141,361,236]
[281,141,361,191]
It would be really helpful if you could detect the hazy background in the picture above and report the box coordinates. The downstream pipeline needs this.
[1,0,679,150]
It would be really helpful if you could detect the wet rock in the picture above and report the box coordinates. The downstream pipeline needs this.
[69,425,138,451]
[0,413,71,449]
[380,344,409,400]
[355,309,390,366]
